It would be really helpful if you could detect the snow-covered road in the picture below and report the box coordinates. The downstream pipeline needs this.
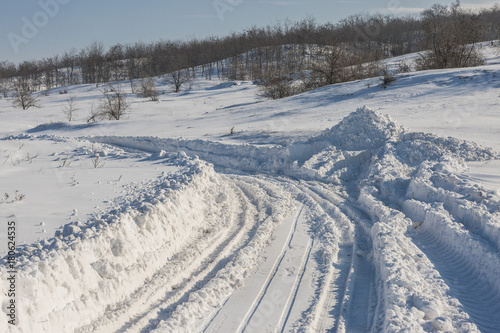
[2,107,499,332]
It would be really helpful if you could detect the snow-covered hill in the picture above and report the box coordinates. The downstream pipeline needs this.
[1,46,499,332]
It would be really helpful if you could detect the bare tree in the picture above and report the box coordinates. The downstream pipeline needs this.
[308,46,351,88]
[165,69,190,93]
[61,49,80,86]
[0,84,9,98]
[80,42,107,86]
[418,1,485,69]
[62,95,78,121]
[12,80,40,110]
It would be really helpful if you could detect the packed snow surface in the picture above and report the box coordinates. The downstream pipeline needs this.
[1,46,500,332]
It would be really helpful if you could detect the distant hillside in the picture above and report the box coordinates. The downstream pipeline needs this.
[0,2,499,99]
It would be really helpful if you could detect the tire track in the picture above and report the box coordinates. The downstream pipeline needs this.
[201,175,356,333]
[249,177,348,333]
[146,176,296,333]
[237,206,305,333]
[201,203,310,333]
[276,238,314,333]
[413,219,500,332]
[297,182,377,333]
[77,180,263,333]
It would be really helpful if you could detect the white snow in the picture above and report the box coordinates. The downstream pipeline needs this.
[1,45,500,333]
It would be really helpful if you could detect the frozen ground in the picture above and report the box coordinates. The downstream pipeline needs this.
[1,44,500,332]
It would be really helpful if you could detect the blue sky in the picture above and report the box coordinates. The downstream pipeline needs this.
[1,0,497,64]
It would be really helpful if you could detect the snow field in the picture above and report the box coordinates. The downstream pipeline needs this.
[3,106,500,332]
[0,134,184,249]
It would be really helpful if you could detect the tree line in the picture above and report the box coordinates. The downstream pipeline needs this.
[1,2,499,100]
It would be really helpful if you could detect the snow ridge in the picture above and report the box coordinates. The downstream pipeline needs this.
[1,157,245,332]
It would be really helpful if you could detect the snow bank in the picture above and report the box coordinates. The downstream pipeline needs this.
[407,162,500,251]
[350,108,498,332]
[91,136,291,175]
[0,155,241,332]
[360,188,479,332]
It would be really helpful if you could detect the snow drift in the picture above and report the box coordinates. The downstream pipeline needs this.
[1,155,242,332]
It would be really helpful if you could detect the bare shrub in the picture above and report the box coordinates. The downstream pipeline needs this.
[89,144,105,168]
[12,80,40,110]
[308,46,355,88]
[165,69,190,93]
[140,77,159,101]
[0,84,9,98]
[397,60,412,73]
[380,70,396,88]
[258,74,301,100]
[89,85,129,121]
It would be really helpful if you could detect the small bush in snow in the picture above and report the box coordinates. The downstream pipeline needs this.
[380,70,396,89]
[139,77,159,101]
[397,61,412,73]
[165,69,191,93]
[0,85,9,98]
[91,153,104,168]
[1,190,25,204]
[258,74,301,100]
[88,85,129,121]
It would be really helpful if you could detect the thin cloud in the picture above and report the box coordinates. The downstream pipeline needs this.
[461,1,499,11]
[374,7,425,15]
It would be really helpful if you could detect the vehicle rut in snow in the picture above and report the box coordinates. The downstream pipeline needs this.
[79,179,266,333]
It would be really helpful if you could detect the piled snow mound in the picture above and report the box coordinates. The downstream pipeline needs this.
[293,107,497,184]
[318,106,403,150]
[352,109,500,332]
[395,133,497,165]
[285,108,500,331]
[310,106,497,162]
